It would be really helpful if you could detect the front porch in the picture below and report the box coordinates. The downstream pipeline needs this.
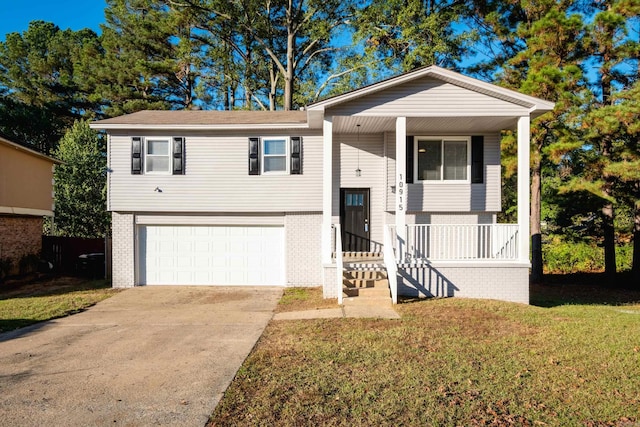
[324,223,530,305]
[309,66,554,305]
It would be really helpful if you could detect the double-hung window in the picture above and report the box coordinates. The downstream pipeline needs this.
[415,137,470,182]
[131,136,185,175]
[248,136,301,175]
[145,138,171,174]
[262,137,288,174]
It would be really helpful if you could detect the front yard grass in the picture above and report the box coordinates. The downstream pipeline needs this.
[210,284,640,426]
[0,276,119,333]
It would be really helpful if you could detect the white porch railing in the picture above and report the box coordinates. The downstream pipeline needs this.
[383,225,398,304]
[333,223,343,304]
[391,224,519,263]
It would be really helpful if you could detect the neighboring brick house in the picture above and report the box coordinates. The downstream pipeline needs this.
[92,66,554,304]
[0,135,59,276]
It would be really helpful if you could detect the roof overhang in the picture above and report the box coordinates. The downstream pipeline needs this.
[90,110,312,131]
[91,123,310,131]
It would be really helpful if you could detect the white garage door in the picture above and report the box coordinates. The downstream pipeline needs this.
[139,225,285,286]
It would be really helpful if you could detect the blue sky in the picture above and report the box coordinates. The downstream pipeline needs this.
[0,0,107,40]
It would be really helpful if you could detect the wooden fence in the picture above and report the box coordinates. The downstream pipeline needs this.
[41,236,111,277]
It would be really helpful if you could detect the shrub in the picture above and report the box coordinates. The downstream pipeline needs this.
[18,254,40,275]
[544,236,633,274]
[0,258,13,282]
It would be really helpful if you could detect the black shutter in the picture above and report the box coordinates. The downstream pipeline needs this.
[406,136,414,184]
[471,135,484,184]
[131,137,142,174]
[173,137,185,175]
[290,136,302,174]
[248,137,260,175]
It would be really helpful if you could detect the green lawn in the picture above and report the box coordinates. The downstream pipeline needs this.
[0,276,119,333]
[209,284,640,426]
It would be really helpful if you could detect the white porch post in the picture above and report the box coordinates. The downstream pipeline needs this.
[395,117,407,244]
[322,116,334,264]
[517,115,531,264]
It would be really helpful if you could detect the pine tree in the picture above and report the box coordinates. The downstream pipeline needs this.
[96,0,197,116]
[353,0,472,75]
[0,21,102,151]
[473,1,588,283]
[557,0,640,282]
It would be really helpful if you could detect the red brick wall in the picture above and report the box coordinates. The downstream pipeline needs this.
[0,215,43,274]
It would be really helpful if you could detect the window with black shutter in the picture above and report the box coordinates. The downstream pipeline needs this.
[248,136,303,175]
[131,136,186,175]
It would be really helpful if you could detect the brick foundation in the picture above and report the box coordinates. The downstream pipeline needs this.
[111,212,136,288]
[0,215,43,275]
[397,263,529,304]
[285,212,323,286]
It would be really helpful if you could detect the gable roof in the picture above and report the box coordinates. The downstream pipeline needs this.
[91,110,308,130]
[308,65,555,115]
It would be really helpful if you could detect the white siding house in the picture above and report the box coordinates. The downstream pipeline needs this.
[92,66,554,304]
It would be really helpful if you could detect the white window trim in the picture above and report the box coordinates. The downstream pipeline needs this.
[144,137,172,175]
[261,136,290,175]
[414,136,471,183]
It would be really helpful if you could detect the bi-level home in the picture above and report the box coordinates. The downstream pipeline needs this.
[91,66,554,304]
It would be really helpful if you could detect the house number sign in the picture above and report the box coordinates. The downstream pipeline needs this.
[397,173,405,212]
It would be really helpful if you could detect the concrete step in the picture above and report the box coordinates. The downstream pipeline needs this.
[340,252,383,262]
[343,285,390,298]
[344,262,386,270]
[342,295,393,306]
[344,277,389,288]
[344,270,388,281]
[340,252,392,305]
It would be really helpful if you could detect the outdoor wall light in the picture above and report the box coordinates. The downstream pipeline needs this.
[154,187,162,192]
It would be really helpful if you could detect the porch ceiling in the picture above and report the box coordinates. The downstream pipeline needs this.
[332,115,519,134]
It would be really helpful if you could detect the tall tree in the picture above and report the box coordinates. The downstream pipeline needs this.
[587,0,638,279]
[52,120,109,238]
[178,0,352,110]
[473,1,588,282]
[554,0,639,281]
[97,0,198,116]
[0,21,102,151]
[353,0,473,75]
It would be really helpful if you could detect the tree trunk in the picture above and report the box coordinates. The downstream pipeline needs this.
[601,64,616,282]
[633,199,640,287]
[269,61,277,111]
[530,156,544,283]
[602,200,616,281]
[284,32,294,111]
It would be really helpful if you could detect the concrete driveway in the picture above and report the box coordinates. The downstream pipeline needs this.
[0,286,282,426]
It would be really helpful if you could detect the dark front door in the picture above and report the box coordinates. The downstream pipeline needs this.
[340,188,370,252]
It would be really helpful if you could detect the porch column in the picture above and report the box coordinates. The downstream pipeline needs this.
[395,116,407,243]
[517,115,531,264]
[322,116,333,263]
